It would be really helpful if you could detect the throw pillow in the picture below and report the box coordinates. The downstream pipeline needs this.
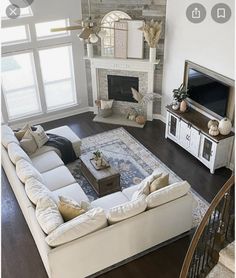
[58,196,86,221]
[45,208,107,247]
[20,129,38,155]
[149,173,169,193]
[100,99,113,110]
[146,181,191,209]
[31,125,49,148]
[14,124,31,141]
[8,142,32,164]
[36,195,64,234]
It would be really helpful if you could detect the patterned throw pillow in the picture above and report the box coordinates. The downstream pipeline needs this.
[31,125,49,148]
[100,99,114,110]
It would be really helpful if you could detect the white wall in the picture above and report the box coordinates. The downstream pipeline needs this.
[162,0,235,117]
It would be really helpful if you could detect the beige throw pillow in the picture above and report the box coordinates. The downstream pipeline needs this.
[149,173,169,193]
[14,124,31,141]
[20,129,38,155]
[58,196,86,221]
[100,99,113,110]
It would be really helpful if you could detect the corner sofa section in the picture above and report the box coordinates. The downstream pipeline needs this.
[1,125,194,278]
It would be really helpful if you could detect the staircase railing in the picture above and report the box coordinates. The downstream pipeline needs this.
[180,175,235,278]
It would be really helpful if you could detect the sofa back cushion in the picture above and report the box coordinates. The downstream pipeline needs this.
[146,181,190,209]
[8,142,32,164]
[45,208,107,247]
[16,159,44,184]
[1,125,19,148]
[36,195,64,234]
[25,177,54,205]
[107,195,147,224]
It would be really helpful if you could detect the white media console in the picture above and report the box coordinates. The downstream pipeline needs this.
[165,106,234,174]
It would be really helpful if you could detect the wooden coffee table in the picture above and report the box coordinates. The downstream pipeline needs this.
[80,153,121,197]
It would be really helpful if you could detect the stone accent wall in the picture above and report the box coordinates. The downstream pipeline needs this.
[82,0,167,114]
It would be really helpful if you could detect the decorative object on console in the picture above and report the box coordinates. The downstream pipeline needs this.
[218,118,232,135]
[172,83,189,113]
[136,115,146,125]
[171,100,180,111]
[207,119,219,129]
[209,125,220,137]
[139,20,162,62]
[114,21,128,59]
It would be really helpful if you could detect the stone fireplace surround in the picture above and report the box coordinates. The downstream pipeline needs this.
[88,57,159,121]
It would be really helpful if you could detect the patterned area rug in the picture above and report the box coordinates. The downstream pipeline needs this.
[67,128,209,227]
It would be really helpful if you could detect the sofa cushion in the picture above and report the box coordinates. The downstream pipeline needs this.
[42,166,75,191]
[107,195,147,224]
[91,192,129,211]
[8,142,32,164]
[36,195,64,234]
[53,183,89,203]
[146,181,190,209]
[30,145,61,158]
[45,207,107,247]
[16,159,44,184]
[20,129,38,155]
[1,125,19,148]
[25,177,54,205]
[122,184,140,200]
[31,151,64,173]
[58,196,86,221]
[31,125,49,148]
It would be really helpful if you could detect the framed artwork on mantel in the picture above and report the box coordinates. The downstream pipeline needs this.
[114,21,128,59]
[121,20,144,59]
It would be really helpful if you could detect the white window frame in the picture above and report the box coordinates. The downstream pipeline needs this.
[35,19,70,41]
[38,43,77,112]
[2,50,43,120]
[2,24,31,46]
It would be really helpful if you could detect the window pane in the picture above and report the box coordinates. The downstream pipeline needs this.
[35,19,69,39]
[39,45,76,110]
[2,53,41,119]
[1,0,32,19]
[2,25,29,45]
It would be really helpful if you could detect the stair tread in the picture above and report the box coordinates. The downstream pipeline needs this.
[219,241,235,273]
[207,262,234,278]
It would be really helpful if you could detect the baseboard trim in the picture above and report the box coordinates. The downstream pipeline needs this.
[10,107,91,129]
[153,114,166,123]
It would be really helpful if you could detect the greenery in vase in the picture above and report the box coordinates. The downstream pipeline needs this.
[93,150,102,160]
[172,83,189,102]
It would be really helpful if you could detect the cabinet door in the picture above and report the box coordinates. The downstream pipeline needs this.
[168,113,180,141]
[189,128,201,157]
[179,121,190,149]
[199,136,217,168]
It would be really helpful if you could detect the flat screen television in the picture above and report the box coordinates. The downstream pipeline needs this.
[186,68,230,118]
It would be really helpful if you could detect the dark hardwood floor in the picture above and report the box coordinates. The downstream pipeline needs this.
[1,112,232,278]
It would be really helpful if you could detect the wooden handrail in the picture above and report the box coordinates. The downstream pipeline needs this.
[180,175,235,278]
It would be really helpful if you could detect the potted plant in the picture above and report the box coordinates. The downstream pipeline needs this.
[172,83,189,112]
[93,150,103,167]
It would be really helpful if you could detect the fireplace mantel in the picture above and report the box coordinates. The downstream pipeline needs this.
[86,56,160,121]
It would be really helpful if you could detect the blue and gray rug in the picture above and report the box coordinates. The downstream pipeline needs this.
[67,128,209,227]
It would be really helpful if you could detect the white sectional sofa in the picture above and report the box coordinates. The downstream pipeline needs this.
[1,125,194,278]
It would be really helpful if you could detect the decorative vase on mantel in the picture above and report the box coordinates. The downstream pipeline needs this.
[149,47,156,62]
[87,43,94,58]
[180,100,187,112]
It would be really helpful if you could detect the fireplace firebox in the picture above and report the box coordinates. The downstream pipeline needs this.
[107,75,139,103]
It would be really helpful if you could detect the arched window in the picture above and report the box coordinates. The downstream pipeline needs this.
[101,11,131,57]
